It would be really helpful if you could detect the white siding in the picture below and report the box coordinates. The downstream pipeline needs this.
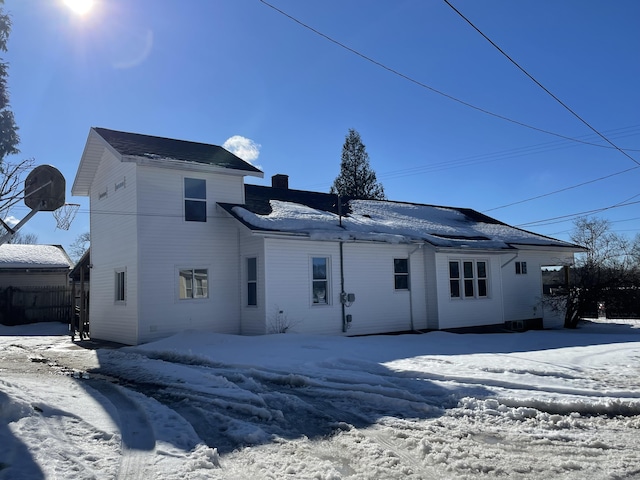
[135,166,243,343]
[434,252,504,329]
[239,233,266,335]
[500,250,574,328]
[342,242,427,335]
[264,238,342,335]
[263,238,429,336]
[89,151,139,345]
[0,271,69,288]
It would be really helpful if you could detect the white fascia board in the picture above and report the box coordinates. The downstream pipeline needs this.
[507,243,586,253]
[72,128,123,196]
[124,155,264,178]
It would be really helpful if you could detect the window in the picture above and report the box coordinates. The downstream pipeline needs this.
[449,259,488,299]
[394,258,409,290]
[115,270,126,302]
[515,261,528,275]
[184,178,206,222]
[179,269,208,299]
[247,257,257,306]
[312,257,329,304]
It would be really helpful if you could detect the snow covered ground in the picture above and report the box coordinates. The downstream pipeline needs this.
[1,320,640,479]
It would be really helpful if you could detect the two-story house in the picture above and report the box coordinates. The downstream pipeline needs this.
[73,128,584,345]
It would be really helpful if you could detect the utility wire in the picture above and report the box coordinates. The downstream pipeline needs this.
[485,166,640,212]
[443,0,640,167]
[257,0,629,151]
[516,195,640,228]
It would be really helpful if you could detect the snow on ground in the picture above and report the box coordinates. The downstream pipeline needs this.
[1,319,640,479]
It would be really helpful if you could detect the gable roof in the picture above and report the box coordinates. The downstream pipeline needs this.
[219,184,585,251]
[73,128,263,196]
[0,244,73,269]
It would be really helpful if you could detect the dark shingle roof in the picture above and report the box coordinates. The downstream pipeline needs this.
[94,127,262,174]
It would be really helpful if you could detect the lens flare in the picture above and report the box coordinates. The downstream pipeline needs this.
[63,0,94,15]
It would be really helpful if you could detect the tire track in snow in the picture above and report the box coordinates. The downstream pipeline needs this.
[85,379,156,480]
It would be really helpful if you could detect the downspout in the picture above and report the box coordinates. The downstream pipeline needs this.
[408,243,424,332]
[337,195,349,333]
[340,240,348,332]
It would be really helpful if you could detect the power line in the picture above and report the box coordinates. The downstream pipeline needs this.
[484,166,640,212]
[443,0,640,168]
[516,196,640,228]
[257,0,632,151]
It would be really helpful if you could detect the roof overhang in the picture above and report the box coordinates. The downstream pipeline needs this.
[124,155,263,178]
[72,127,264,197]
[507,243,587,253]
[72,127,122,196]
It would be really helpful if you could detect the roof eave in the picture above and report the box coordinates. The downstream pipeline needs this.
[126,155,263,177]
[507,243,587,252]
[72,127,123,196]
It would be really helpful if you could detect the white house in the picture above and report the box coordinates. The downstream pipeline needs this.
[72,128,585,345]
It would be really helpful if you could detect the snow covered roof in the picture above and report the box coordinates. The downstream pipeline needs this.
[0,244,73,269]
[220,185,584,251]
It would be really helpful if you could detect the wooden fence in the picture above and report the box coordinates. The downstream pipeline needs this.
[0,286,73,326]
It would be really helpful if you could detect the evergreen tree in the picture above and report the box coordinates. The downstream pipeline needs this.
[0,0,29,222]
[0,0,19,161]
[330,129,385,200]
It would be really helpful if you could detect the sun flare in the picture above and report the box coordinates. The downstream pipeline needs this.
[63,0,94,15]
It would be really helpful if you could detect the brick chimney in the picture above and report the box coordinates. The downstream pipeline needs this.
[272,174,289,189]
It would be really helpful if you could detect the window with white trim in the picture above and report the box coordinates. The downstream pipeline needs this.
[115,269,126,302]
[394,258,409,290]
[184,178,206,222]
[311,257,330,305]
[247,257,257,306]
[179,269,208,299]
[515,261,527,275]
[449,259,488,299]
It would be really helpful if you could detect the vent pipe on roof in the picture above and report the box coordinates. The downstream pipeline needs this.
[272,174,289,189]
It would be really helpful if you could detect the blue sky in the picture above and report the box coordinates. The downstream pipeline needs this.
[4,0,639,252]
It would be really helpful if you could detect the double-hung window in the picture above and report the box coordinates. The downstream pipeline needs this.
[184,178,206,222]
[312,257,329,305]
[394,258,409,290]
[115,269,126,303]
[247,257,257,306]
[179,269,208,299]
[449,259,488,299]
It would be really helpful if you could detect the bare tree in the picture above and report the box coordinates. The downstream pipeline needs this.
[6,231,38,244]
[69,231,90,263]
[564,217,639,327]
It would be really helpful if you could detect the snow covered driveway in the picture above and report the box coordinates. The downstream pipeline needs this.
[1,321,640,479]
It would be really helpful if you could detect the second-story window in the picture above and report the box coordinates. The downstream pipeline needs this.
[184,178,206,222]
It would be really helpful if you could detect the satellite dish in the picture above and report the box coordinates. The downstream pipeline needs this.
[24,165,66,212]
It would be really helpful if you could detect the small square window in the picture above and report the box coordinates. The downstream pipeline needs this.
[179,268,209,299]
[515,261,528,275]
